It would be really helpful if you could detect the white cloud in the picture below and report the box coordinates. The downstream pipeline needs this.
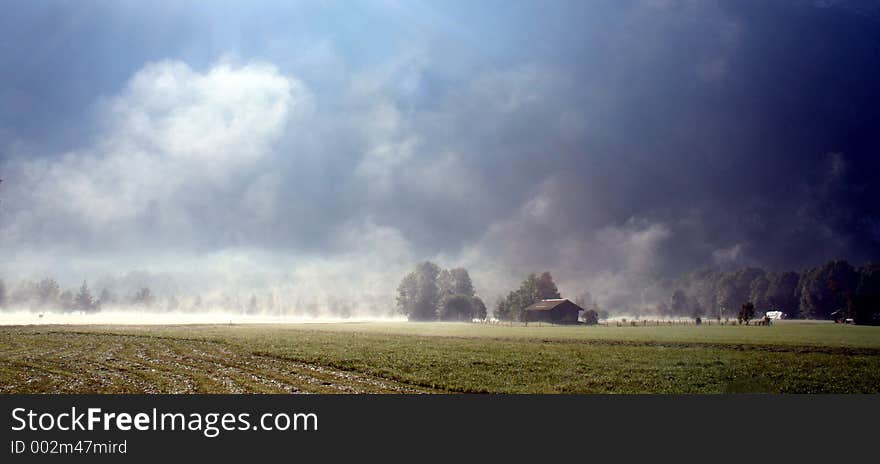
[6,59,310,240]
[353,101,420,194]
[596,220,672,272]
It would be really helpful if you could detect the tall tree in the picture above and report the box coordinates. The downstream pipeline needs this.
[536,272,561,299]
[247,294,259,314]
[716,268,764,318]
[688,268,722,318]
[749,274,770,311]
[397,271,419,319]
[765,271,800,317]
[471,296,488,320]
[59,290,75,312]
[670,289,688,316]
[495,272,561,321]
[75,281,96,313]
[437,269,454,303]
[35,278,60,309]
[494,294,514,321]
[438,294,475,321]
[850,264,880,325]
[436,267,482,321]
[396,261,442,321]
[132,287,155,308]
[799,260,858,319]
[98,288,117,309]
[448,268,476,297]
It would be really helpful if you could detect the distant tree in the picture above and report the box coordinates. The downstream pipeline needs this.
[439,294,475,321]
[437,268,474,310]
[494,272,561,321]
[670,289,688,316]
[749,274,770,311]
[247,294,258,314]
[765,271,800,317]
[679,268,722,317]
[397,269,420,320]
[471,296,488,320]
[494,295,513,321]
[513,274,543,318]
[849,264,880,325]
[437,269,454,303]
[166,294,180,312]
[738,301,756,325]
[435,267,483,321]
[98,288,117,309]
[718,268,765,315]
[798,260,858,319]
[59,290,74,312]
[396,261,442,321]
[132,287,155,308]
[536,272,561,299]
[35,278,61,309]
[75,281,97,313]
[508,275,540,321]
[448,268,476,297]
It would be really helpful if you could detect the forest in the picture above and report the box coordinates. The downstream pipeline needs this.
[2,259,878,325]
[395,259,880,324]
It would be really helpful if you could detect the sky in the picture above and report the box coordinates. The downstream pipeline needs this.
[1,0,879,311]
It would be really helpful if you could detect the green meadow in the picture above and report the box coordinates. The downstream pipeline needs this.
[2,321,878,394]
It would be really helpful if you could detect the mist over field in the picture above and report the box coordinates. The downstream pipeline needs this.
[1,1,879,320]
[0,310,405,326]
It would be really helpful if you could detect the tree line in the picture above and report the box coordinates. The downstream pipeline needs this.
[395,258,880,325]
[0,277,378,317]
[0,278,163,313]
[396,262,487,321]
[396,265,601,323]
[4,258,878,323]
[638,259,880,324]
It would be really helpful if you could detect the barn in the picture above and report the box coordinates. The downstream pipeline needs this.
[522,299,583,324]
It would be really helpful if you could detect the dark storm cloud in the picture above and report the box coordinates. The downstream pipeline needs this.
[1,0,878,307]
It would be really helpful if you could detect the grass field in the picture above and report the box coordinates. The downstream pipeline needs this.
[2,320,879,393]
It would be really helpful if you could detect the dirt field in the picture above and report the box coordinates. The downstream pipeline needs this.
[0,330,432,394]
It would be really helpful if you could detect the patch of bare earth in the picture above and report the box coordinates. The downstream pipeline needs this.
[0,332,432,394]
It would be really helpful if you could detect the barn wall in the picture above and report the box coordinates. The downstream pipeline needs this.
[524,303,581,324]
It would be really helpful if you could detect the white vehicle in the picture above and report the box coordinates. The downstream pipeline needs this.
[765,311,785,320]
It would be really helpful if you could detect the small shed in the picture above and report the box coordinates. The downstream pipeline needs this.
[522,299,583,324]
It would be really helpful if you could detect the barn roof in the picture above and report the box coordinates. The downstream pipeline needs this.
[524,299,581,311]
